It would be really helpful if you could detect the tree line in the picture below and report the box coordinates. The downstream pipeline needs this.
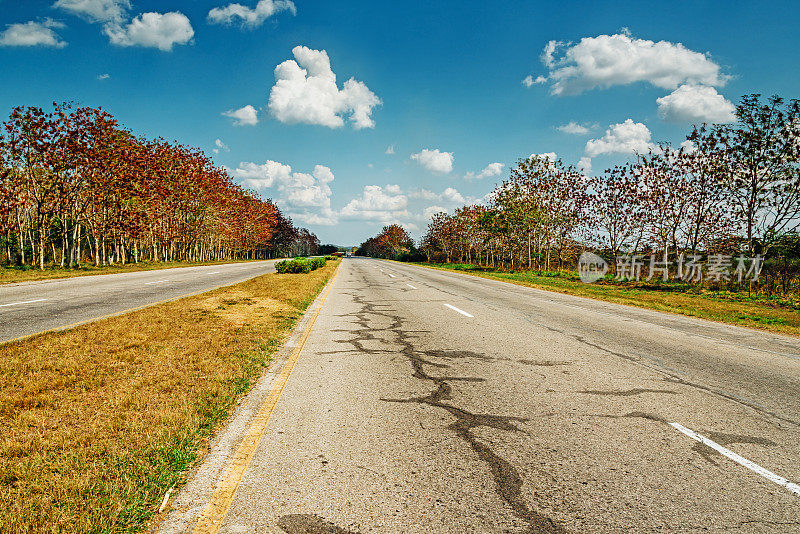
[361,94,800,293]
[0,103,319,269]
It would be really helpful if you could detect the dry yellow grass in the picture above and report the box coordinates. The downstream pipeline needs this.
[0,259,339,533]
[0,259,269,285]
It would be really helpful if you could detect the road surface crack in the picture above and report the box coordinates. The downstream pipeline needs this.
[328,273,567,533]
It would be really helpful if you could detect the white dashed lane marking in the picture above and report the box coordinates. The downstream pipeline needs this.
[0,298,48,308]
[670,422,800,496]
[444,303,473,317]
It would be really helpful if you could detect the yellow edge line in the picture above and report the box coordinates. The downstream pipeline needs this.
[191,263,341,534]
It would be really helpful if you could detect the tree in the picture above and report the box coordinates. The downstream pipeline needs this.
[698,94,800,254]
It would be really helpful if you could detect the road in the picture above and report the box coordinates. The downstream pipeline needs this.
[0,260,277,343]
[159,257,800,533]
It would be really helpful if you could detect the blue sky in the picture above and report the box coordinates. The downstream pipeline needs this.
[2,0,799,245]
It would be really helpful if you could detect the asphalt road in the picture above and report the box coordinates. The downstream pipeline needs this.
[159,257,800,533]
[0,260,277,342]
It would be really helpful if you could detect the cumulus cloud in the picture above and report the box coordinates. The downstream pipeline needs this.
[410,148,454,174]
[340,185,409,221]
[53,0,130,23]
[268,45,381,129]
[0,20,67,48]
[385,144,395,155]
[231,160,337,224]
[408,187,468,205]
[223,105,259,126]
[54,0,191,52]
[423,205,448,219]
[577,157,593,174]
[656,84,736,124]
[408,189,438,200]
[207,0,295,29]
[105,11,194,51]
[585,119,656,157]
[97,73,110,80]
[465,162,504,181]
[441,187,464,203]
[557,121,593,135]
[532,33,728,96]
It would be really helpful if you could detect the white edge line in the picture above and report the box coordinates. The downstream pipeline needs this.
[0,298,48,308]
[444,303,473,318]
[388,274,396,278]
[144,280,170,285]
[669,422,800,496]
[406,284,417,289]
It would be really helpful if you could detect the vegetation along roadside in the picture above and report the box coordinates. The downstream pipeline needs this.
[0,257,339,533]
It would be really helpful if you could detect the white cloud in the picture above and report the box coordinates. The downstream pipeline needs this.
[465,162,504,181]
[232,160,337,224]
[423,205,448,219]
[441,187,464,203]
[656,84,736,124]
[340,185,409,221]
[97,73,110,80]
[207,0,295,29]
[104,11,194,51]
[0,20,67,48]
[223,104,259,126]
[522,74,546,88]
[534,33,728,96]
[53,0,130,23]
[530,152,558,162]
[408,187,468,205]
[213,139,229,154]
[557,121,593,135]
[680,139,697,153]
[410,148,454,174]
[232,160,291,188]
[585,119,656,157]
[385,144,395,155]
[578,157,593,174]
[408,189,438,200]
[268,45,381,129]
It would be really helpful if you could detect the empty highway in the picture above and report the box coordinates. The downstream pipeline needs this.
[0,260,278,343]
[159,257,800,533]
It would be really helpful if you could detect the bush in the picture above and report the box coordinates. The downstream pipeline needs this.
[326,255,337,261]
[276,258,312,273]
[310,257,327,270]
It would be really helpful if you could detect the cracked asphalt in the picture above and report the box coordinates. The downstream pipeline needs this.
[166,257,800,533]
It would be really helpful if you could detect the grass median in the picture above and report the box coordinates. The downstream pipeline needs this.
[405,262,800,337]
[0,258,339,533]
[0,259,271,285]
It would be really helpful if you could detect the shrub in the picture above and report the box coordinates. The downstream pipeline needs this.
[276,258,312,273]
[310,257,327,270]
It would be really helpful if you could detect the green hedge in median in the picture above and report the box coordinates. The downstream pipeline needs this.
[275,256,330,274]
